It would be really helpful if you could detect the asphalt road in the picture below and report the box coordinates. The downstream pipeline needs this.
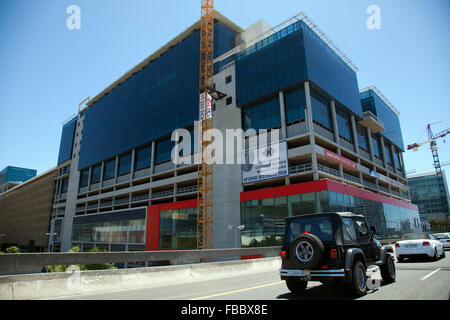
[53,253,450,301]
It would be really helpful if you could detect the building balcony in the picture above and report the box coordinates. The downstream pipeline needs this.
[359,111,385,134]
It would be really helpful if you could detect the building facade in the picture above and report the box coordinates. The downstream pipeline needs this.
[0,168,57,252]
[50,12,420,253]
[408,171,450,225]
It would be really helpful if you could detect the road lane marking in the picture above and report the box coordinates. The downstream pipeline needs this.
[420,268,441,281]
[190,281,284,300]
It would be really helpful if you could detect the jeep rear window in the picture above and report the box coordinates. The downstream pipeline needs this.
[286,216,334,243]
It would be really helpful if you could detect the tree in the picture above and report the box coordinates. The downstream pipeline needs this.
[45,246,116,273]
[5,246,20,253]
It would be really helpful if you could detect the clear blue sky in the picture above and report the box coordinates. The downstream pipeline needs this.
[0,0,449,183]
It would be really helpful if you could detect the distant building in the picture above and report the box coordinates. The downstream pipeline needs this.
[0,167,57,252]
[408,171,450,225]
[0,166,37,194]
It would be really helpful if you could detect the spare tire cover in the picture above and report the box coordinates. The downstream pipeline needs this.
[289,233,325,270]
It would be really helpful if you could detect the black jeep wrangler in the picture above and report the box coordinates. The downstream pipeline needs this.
[280,212,396,297]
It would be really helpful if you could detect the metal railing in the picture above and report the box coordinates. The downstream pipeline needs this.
[289,163,312,174]
[0,247,282,275]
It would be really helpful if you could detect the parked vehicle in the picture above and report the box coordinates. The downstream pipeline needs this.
[395,232,445,262]
[432,233,450,250]
[279,212,396,297]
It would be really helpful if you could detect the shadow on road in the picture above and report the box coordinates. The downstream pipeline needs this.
[276,281,392,300]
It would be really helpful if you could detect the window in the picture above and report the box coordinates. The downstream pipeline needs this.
[135,145,151,170]
[225,75,232,84]
[372,134,382,158]
[79,169,89,187]
[118,153,132,176]
[103,159,116,180]
[311,90,332,130]
[155,138,174,164]
[342,217,357,242]
[355,219,370,237]
[226,97,233,105]
[384,143,393,164]
[285,87,306,124]
[336,107,353,142]
[242,96,281,132]
[356,124,369,151]
[91,165,101,184]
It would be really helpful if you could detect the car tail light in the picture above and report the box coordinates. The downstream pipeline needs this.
[330,249,338,259]
[303,231,310,234]
[447,240,450,243]
[422,241,430,246]
[395,243,400,248]
[280,251,287,259]
[321,265,329,270]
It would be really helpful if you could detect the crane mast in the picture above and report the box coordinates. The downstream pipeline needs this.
[408,125,450,214]
[197,0,215,249]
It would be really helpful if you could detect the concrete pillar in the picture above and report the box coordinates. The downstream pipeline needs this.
[391,144,398,174]
[130,149,136,179]
[380,136,388,168]
[87,167,92,188]
[150,141,156,176]
[99,161,105,189]
[330,100,340,144]
[114,155,119,183]
[367,127,375,162]
[304,81,319,180]
[350,115,359,153]
[304,81,314,137]
[279,91,287,141]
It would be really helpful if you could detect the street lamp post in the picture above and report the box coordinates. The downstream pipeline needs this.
[228,225,245,248]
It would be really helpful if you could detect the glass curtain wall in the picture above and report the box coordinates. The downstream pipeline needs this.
[241,190,420,247]
[159,207,197,249]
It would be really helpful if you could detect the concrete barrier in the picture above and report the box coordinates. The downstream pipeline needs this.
[0,257,282,300]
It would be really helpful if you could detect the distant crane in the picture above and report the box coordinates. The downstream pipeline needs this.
[407,124,450,213]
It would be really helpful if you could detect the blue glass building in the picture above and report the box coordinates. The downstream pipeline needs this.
[0,166,37,185]
[51,12,419,253]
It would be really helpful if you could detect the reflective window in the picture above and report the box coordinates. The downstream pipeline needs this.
[311,90,332,130]
[135,145,151,170]
[342,218,358,242]
[242,96,281,132]
[355,218,370,237]
[372,134,382,158]
[155,138,175,165]
[103,159,116,180]
[159,207,197,249]
[79,169,89,187]
[91,164,101,184]
[118,153,132,176]
[336,107,353,142]
[285,87,306,124]
[356,124,369,151]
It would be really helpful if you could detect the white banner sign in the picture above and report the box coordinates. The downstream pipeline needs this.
[242,141,289,184]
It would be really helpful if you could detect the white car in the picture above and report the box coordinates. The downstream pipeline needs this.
[433,233,450,250]
[395,232,445,262]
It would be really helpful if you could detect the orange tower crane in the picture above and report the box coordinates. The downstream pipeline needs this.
[197,0,221,249]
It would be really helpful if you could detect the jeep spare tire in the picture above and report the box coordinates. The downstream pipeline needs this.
[289,233,325,270]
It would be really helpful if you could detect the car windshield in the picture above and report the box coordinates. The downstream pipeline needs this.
[286,216,334,243]
[402,233,433,240]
